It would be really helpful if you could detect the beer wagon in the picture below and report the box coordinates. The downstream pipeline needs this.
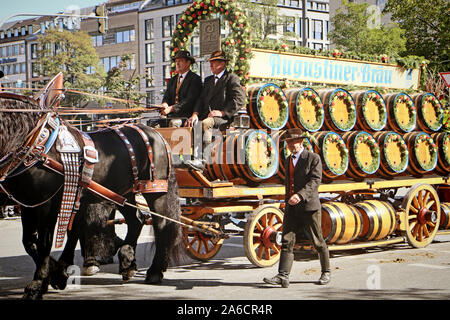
[155,84,450,268]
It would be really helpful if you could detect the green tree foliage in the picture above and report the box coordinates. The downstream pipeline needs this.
[36,28,105,105]
[383,0,450,73]
[329,0,406,56]
[104,54,145,109]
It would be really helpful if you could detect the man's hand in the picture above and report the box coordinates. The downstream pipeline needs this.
[208,110,224,118]
[288,193,302,206]
[160,104,173,116]
[185,113,199,127]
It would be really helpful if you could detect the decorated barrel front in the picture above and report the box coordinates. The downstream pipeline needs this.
[354,200,397,241]
[373,131,409,177]
[410,92,443,133]
[246,83,289,130]
[440,203,450,230]
[403,131,438,177]
[205,129,279,184]
[431,132,450,176]
[284,87,324,132]
[318,88,356,132]
[321,202,363,244]
[383,92,416,133]
[342,131,381,180]
[312,131,349,181]
[351,90,387,131]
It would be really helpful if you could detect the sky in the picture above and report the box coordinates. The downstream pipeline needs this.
[0,0,104,26]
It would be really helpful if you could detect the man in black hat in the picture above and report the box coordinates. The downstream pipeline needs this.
[263,128,330,288]
[184,50,246,170]
[160,50,202,127]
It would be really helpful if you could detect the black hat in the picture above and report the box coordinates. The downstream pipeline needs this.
[280,128,309,142]
[208,50,229,62]
[173,50,195,63]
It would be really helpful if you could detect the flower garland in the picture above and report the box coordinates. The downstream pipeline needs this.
[257,84,289,130]
[362,91,387,130]
[246,130,278,178]
[421,94,443,131]
[383,132,408,173]
[442,133,450,166]
[170,0,251,85]
[414,133,438,171]
[322,133,348,176]
[297,89,324,132]
[394,93,416,132]
[329,90,356,131]
[352,132,380,174]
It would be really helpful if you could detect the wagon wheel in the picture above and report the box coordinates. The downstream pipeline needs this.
[401,184,441,248]
[244,206,284,267]
[183,217,224,261]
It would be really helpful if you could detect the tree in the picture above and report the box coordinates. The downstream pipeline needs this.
[104,54,145,109]
[329,0,406,56]
[36,28,105,106]
[383,0,450,73]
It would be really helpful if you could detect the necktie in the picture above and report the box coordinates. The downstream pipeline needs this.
[289,155,295,197]
[175,74,182,104]
[214,76,219,85]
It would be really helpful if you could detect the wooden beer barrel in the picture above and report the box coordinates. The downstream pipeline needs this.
[205,129,279,184]
[321,202,363,244]
[431,132,450,176]
[440,203,450,229]
[383,92,416,133]
[403,131,438,177]
[312,131,349,181]
[351,90,387,131]
[246,83,289,130]
[373,131,409,177]
[411,92,443,133]
[318,88,356,132]
[342,131,380,180]
[284,87,324,132]
[354,200,397,241]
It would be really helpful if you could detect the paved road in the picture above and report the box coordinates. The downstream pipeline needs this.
[1,217,450,303]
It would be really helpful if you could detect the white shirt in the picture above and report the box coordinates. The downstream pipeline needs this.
[291,149,303,167]
[178,70,189,85]
[214,70,225,84]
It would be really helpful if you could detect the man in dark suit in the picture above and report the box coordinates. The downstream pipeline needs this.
[160,50,202,127]
[185,50,246,170]
[263,128,330,288]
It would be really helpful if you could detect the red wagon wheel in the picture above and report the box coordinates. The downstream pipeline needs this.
[402,184,441,248]
[183,217,223,261]
[244,206,283,267]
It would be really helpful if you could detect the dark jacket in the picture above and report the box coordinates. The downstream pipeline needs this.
[162,70,202,118]
[193,70,246,122]
[285,150,322,212]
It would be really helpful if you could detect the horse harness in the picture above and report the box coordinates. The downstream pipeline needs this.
[0,112,172,247]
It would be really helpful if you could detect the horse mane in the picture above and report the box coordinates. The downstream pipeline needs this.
[0,95,43,159]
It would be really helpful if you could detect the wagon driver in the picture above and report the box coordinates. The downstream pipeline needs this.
[263,128,330,287]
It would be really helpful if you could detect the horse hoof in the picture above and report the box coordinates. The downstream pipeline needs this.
[83,265,100,276]
[145,273,163,285]
[122,269,136,282]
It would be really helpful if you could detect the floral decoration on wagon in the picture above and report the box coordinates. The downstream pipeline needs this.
[255,84,288,130]
[382,132,409,173]
[418,93,443,132]
[414,133,438,172]
[361,91,387,131]
[328,89,356,131]
[393,93,416,132]
[245,130,279,179]
[322,132,349,177]
[297,88,324,132]
[170,0,251,85]
[352,132,380,175]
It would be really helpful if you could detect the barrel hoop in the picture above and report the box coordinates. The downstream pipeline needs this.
[328,202,346,242]
[369,200,396,235]
[364,201,383,239]
[322,204,337,242]
[441,203,450,228]
[349,204,363,240]
[355,202,375,240]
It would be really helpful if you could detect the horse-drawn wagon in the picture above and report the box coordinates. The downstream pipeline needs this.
[154,82,450,268]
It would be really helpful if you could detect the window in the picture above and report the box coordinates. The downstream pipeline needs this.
[162,16,174,38]
[146,43,155,64]
[145,67,154,87]
[312,19,323,40]
[190,36,199,57]
[313,43,323,50]
[145,19,154,40]
[163,65,172,84]
[162,40,171,62]
[31,44,38,59]
[116,31,123,43]
[146,91,156,106]
[324,21,328,41]
[283,17,295,34]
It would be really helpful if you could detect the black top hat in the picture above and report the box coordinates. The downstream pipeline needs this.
[208,50,229,62]
[280,128,309,142]
[173,50,195,63]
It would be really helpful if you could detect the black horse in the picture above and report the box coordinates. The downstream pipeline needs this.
[0,93,183,299]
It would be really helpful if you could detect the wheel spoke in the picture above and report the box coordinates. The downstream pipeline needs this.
[273,222,283,231]
[423,224,430,238]
[409,206,418,214]
[270,243,280,255]
[255,221,263,232]
[410,221,418,235]
[425,200,435,210]
[418,190,424,206]
[426,221,436,228]
[418,225,423,242]
[423,191,430,206]
[412,195,420,210]
[257,243,264,258]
